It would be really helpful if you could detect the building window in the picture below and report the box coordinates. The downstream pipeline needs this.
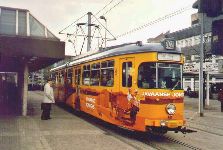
[101,60,114,87]
[188,38,192,46]
[122,62,132,87]
[185,40,188,47]
[194,36,200,45]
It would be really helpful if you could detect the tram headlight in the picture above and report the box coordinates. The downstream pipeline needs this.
[166,103,176,115]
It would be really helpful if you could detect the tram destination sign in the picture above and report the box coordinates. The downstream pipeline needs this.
[158,53,181,61]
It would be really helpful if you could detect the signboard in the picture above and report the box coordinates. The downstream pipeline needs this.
[158,53,181,61]
[162,39,176,50]
[183,62,219,73]
[218,60,223,73]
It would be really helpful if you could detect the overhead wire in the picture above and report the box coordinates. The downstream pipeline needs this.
[99,0,124,17]
[67,0,123,52]
[95,0,115,16]
[59,13,87,34]
[92,14,117,40]
[116,5,192,38]
[61,0,119,46]
[59,0,116,35]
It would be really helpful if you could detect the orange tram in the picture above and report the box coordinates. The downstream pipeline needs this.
[51,40,191,134]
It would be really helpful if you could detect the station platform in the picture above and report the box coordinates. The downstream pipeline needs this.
[0,91,139,150]
[0,91,222,150]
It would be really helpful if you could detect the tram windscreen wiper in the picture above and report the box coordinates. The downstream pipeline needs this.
[172,80,180,90]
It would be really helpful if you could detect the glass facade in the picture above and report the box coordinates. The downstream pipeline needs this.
[0,7,57,40]
[0,8,16,35]
[18,11,27,36]
[29,14,45,37]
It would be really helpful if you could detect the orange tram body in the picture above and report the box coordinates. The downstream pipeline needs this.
[51,41,188,134]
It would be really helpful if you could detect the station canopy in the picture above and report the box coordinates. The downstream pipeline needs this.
[0,6,65,72]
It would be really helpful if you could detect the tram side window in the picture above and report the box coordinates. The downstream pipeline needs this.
[75,69,78,84]
[60,71,65,85]
[75,68,81,85]
[122,62,132,87]
[58,73,61,83]
[51,72,56,82]
[55,72,59,84]
[82,65,90,85]
[101,60,114,87]
[67,69,73,84]
[138,63,156,89]
[91,63,100,86]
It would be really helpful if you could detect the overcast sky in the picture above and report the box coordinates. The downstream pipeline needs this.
[0,0,197,55]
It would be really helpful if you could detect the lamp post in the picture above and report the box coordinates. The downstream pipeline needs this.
[68,39,77,56]
[99,16,107,48]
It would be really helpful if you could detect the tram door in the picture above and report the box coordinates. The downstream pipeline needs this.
[119,57,135,95]
[74,67,81,110]
[118,57,135,115]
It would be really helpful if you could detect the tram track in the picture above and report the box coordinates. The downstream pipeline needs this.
[162,135,202,150]
[140,133,203,150]
[58,104,203,150]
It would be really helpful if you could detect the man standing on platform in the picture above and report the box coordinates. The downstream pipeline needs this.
[41,78,55,120]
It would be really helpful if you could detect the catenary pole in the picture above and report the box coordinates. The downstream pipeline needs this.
[199,13,204,117]
[87,12,92,52]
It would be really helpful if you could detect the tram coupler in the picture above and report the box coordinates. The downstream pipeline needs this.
[176,127,197,134]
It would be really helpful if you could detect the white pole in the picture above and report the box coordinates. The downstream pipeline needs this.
[87,12,92,52]
[22,64,28,116]
[105,20,107,48]
[206,72,210,106]
[199,13,204,117]
[191,78,194,91]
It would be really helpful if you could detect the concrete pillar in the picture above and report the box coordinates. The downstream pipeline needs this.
[183,78,185,89]
[191,78,194,91]
[22,64,28,116]
[41,69,44,90]
[18,63,29,116]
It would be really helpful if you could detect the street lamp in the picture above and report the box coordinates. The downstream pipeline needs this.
[68,39,77,56]
[99,16,107,48]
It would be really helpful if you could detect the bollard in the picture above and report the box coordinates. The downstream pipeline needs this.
[218,91,223,112]
[221,102,223,112]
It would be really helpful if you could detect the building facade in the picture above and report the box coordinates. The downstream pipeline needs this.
[166,13,223,93]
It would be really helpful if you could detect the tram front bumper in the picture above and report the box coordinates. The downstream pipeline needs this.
[145,119,185,128]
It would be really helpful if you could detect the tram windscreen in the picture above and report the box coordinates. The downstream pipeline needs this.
[158,63,182,90]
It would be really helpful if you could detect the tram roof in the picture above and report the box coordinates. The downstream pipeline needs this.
[51,42,182,71]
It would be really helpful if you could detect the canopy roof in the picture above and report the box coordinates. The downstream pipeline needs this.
[0,6,65,72]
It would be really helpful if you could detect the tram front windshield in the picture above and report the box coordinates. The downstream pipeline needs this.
[138,63,182,90]
[158,63,182,90]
